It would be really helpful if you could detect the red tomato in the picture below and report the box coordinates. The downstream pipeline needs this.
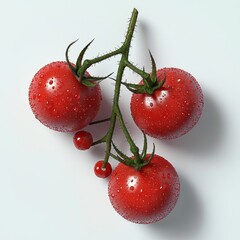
[108,154,180,224]
[94,161,112,178]
[130,68,204,139]
[28,61,101,132]
[73,131,93,150]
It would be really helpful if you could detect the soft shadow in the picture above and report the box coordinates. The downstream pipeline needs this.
[58,91,114,156]
[138,21,224,158]
[137,20,162,71]
[86,93,125,161]
[137,20,167,70]
[159,91,224,158]
[147,174,204,238]
[88,96,112,132]
[86,94,113,157]
[138,21,153,69]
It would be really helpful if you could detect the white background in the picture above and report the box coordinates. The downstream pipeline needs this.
[1,0,240,239]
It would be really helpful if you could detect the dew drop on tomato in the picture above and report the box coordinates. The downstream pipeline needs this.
[108,154,180,224]
[130,68,204,139]
[28,61,102,132]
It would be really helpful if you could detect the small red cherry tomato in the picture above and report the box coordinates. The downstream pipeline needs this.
[94,161,112,178]
[73,131,93,150]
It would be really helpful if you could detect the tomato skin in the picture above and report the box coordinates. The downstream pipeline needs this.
[28,61,102,132]
[130,68,204,139]
[94,161,112,178]
[108,154,180,224]
[73,131,93,150]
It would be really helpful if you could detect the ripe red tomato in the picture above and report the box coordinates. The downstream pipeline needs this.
[130,68,204,139]
[108,154,180,224]
[94,161,112,178]
[28,61,101,132]
[73,131,93,150]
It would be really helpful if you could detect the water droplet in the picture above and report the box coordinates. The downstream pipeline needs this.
[150,103,153,107]
[40,74,44,78]
[49,80,53,85]
[75,94,80,99]
[130,186,134,191]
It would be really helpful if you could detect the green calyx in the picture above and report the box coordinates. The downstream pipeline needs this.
[110,132,155,171]
[65,39,113,87]
[68,8,160,170]
[123,51,166,95]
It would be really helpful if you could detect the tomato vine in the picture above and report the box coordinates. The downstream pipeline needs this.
[29,7,204,224]
[67,8,158,170]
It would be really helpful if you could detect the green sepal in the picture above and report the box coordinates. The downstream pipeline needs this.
[121,71,166,95]
[65,40,78,75]
[76,39,95,70]
[110,153,126,164]
[81,72,113,87]
[141,131,147,160]
[112,142,132,163]
[111,137,155,170]
[148,50,157,84]
[81,79,99,87]
[120,81,146,94]
[111,142,141,168]
[158,71,166,88]
[140,143,155,168]
[122,51,166,95]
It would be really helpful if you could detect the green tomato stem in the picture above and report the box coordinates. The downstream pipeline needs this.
[90,117,111,125]
[77,48,123,77]
[79,8,149,169]
[125,60,150,80]
[101,8,142,168]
